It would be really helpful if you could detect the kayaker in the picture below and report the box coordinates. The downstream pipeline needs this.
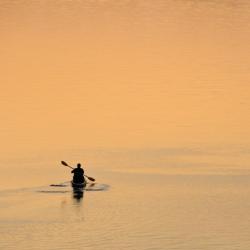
[71,163,85,183]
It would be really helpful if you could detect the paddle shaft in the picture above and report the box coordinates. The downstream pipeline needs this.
[63,164,74,170]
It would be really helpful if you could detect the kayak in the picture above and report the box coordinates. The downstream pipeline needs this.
[71,181,87,189]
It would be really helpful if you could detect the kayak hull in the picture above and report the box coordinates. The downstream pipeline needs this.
[71,181,87,189]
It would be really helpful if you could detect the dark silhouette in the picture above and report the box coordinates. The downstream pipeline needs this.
[71,163,85,183]
[73,188,84,201]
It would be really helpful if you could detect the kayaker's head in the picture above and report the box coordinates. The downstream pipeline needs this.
[77,163,81,168]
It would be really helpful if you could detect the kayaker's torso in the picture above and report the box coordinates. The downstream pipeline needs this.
[71,166,85,183]
[71,168,84,175]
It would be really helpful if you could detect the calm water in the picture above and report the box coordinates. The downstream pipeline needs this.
[1,0,250,249]
[1,148,250,249]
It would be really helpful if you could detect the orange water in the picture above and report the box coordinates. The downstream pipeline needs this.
[1,0,250,249]
[1,0,250,153]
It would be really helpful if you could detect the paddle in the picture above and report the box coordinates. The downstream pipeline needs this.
[61,161,96,182]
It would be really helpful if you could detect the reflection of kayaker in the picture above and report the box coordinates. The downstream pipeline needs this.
[71,163,85,184]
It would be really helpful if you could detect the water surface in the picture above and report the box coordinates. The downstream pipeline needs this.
[1,0,250,249]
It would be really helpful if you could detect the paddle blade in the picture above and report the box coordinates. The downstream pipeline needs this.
[61,161,68,166]
[86,176,95,182]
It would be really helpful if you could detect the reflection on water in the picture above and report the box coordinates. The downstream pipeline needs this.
[2,171,250,250]
[72,188,85,201]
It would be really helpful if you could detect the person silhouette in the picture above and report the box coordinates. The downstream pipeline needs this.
[71,163,85,183]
